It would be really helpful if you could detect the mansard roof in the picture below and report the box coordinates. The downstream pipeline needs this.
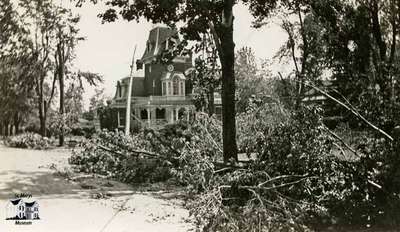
[141,26,180,62]
[10,199,22,205]
[25,201,38,207]
[119,76,146,97]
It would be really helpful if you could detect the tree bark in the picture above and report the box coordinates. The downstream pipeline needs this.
[59,66,64,146]
[207,86,215,116]
[296,5,307,108]
[58,41,65,146]
[4,122,9,136]
[219,0,238,163]
[38,86,47,137]
[371,0,387,62]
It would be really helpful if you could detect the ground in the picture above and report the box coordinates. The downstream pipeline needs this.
[0,144,194,232]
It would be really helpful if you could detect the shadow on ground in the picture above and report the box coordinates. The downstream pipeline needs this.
[0,169,137,200]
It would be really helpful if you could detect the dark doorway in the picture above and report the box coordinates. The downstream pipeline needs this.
[156,108,166,119]
[140,109,148,120]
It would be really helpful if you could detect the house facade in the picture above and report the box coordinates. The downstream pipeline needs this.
[6,199,39,220]
[25,201,39,219]
[110,26,221,129]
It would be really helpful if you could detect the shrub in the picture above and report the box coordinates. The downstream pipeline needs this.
[5,133,53,150]
[70,126,96,138]
[48,112,75,137]
[98,105,118,131]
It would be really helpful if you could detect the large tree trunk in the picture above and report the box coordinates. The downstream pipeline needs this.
[207,86,215,116]
[219,0,238,163]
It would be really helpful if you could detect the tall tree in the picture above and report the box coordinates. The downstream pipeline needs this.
[73,0,278,162]
[0,0,34,135]
[53,7,82,146]
[19,0,60,137]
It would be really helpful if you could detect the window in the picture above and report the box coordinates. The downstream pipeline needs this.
[162,82,166,95]
[118,109,125,127]
[168,82,172,95]
[180,82,184,96]
[173,76,179,95]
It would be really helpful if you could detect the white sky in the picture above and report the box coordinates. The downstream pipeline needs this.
[65,2,288,108]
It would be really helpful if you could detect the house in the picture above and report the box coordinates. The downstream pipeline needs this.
[6,199,40,220]
[25,201,39,219]
[6,198,25,219]
[110,26,221,129]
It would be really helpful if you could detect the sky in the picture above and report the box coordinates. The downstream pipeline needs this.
[65,2,288,109]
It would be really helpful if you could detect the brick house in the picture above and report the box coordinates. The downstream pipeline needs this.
[110,26,221,129]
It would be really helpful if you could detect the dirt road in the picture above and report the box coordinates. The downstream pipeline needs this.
[0,145,193,232]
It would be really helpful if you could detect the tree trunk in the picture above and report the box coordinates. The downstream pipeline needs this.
[38,94,47,137]
[219,0,238,163]
[4,122,9,136]
[14,112,20,134]
[295,6,307,109]
[207,86,215,116]
[59,62,65,146]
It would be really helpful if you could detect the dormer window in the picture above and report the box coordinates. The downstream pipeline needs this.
[117,81,123,98]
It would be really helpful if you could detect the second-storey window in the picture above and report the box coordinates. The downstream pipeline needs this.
[180,82,184,95]
[173,76,179,95]
[162,82,166,95]
[168,82,172,95]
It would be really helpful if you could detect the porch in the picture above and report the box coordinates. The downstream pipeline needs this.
[117,105,194,129]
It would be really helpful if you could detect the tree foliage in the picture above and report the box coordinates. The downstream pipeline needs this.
[72,0,283,162]
[0,0,102,138]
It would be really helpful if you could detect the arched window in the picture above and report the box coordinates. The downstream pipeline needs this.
[173,76,179,95]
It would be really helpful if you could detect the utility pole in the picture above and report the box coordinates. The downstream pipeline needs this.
[125,45,137,136]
